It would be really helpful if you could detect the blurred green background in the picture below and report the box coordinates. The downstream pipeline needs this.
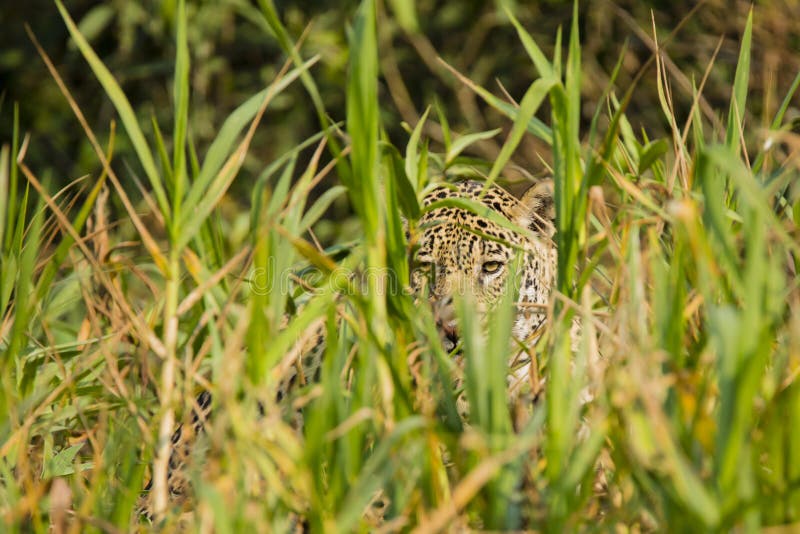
[3,0,799,226]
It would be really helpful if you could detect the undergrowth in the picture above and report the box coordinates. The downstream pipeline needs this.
[2,0,800,531]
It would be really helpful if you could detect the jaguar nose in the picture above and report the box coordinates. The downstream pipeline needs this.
[433,296,459,353]
[440,320,460,353]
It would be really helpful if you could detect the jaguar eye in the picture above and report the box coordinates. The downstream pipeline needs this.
[416,259,433,270]
[481,261,503,274]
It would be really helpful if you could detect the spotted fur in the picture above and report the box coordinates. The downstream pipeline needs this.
[413,180,556,349]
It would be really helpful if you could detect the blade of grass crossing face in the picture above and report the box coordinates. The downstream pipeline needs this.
[421,197,535,244]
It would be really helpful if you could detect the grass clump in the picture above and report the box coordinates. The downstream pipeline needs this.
[2,1,800,531]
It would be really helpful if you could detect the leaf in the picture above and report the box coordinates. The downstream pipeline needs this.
[434,98,452,153]
[794,198,800,227]
[446,128,502,166]
[725,7,752,155]
[172,0,190,220]
[0,145,8,259]
[188,56,321,221]
[56,0,170,222]
[344,0,381,237]
[382,143,420,220]
[43,444,83,478]
[405,106,430,191]
[177,57,320,250]
[438,59,553,145]
[74,5,114,45]
[506,7,554,80]
[638,138,669,175]
[298,185,347,233]
[486,77,556,190]
[386,0,418,32]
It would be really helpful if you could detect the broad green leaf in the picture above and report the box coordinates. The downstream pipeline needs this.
[382,143,420,220]
[638,138,669,175]
[43,444,83,478]
[434,98,452,154]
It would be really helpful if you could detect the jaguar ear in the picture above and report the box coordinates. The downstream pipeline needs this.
[516,179,555,237]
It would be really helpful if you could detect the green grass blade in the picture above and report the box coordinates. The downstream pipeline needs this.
[255,0,351,184]
[725,7,752,155]
[4,196,44,394]
[0,145,8,256]
[445,128,502,167]
[178,57,319,250]
[505,8,555,80]
[185,55,320,222]
[298,185,347,233]
[405,106,430,191]
[485,77,556,191]
[55,0,170,222]
[385,0,418,33]
[3,104,19,251]
[439,59,553,144]
[171,0,190,226]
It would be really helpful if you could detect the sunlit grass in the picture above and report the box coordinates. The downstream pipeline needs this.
[2,0,800,531]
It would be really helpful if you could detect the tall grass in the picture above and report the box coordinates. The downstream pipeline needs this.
[2,0,800,531]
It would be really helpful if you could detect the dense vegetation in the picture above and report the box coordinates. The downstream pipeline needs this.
[2,0,800,531]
